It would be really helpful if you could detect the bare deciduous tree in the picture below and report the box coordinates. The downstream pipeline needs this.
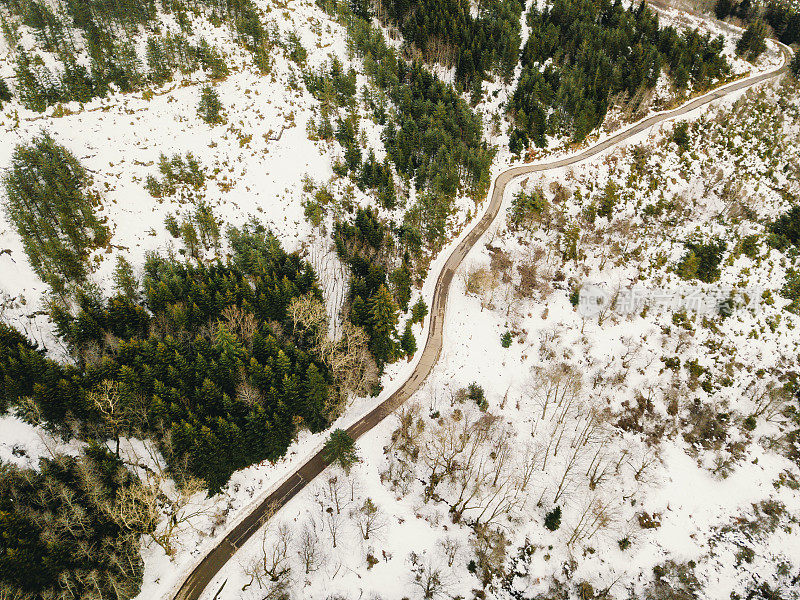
[289,293,377,402]
[438,536,461,567]
[112,440,209,557]
[409,553,448,599]
[242,521,293,597]
[296,522,323,574]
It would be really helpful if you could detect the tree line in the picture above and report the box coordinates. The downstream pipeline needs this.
[371,0,525,86]
[509,0,730,150]
[1,0,266,112]
[715,0,800,46]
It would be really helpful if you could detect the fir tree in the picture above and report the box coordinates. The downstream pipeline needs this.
[410,298,428,325]
[323,428,359,472]
[390,260,412,312]
[303,363,328,431]
[367,284,399,365]
[198,84,223,124]
[0,76,11,107]
[113,255,138,299]
[736,19,768,61]
[400,321,417,358]
[544,506,562,531]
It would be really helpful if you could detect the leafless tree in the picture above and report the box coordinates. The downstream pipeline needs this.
[409,553,448,599]
[220,305,257,347]
[567,494,615,546]
[296,522,323,574]
[112,440,208,557]
[438,537,461,567]
[88,380,129,456]
[242,521,293,595]
[323,506,343,549]
[747,380,791,423]
[288,293,377,402]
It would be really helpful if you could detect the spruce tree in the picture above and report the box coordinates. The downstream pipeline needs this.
[400,321,417,358]
[198,84,223,124]
[323,428,359,472]
[367,284,399,365]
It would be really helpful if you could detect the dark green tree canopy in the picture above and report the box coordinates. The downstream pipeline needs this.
[2,133,109,290]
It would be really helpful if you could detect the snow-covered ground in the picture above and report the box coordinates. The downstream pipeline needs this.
[195,74,800,599]
[0,0,796,598]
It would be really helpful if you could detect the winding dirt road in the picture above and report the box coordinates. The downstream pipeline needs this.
[172,44,790,600]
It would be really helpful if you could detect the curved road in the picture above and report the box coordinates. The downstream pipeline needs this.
[173,44,790,600]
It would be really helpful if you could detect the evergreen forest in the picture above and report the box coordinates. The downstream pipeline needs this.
[509,0,731,149]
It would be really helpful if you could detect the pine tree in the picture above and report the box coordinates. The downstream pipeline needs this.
[14,48,58,112]
[400,321,416,358]
[146,37,171,85]
[198,84,223,124]
[2,133,109,289]
[367,284,399,365]
[323,428,359,472]
[302,363,328,431]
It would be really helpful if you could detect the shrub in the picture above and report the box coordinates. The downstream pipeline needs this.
[768,206,800,249]
[544,506,561,531]
[501,331,512,348]
[672,122,690,153]
[466,383,487,410]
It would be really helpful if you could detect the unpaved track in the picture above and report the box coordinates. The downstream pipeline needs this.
[172,44,790,600]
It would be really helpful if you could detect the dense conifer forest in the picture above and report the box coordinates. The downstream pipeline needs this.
[716,0,800,46]
[372,0,526,85]
[509,0,731,149]
[0,220,351,493]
